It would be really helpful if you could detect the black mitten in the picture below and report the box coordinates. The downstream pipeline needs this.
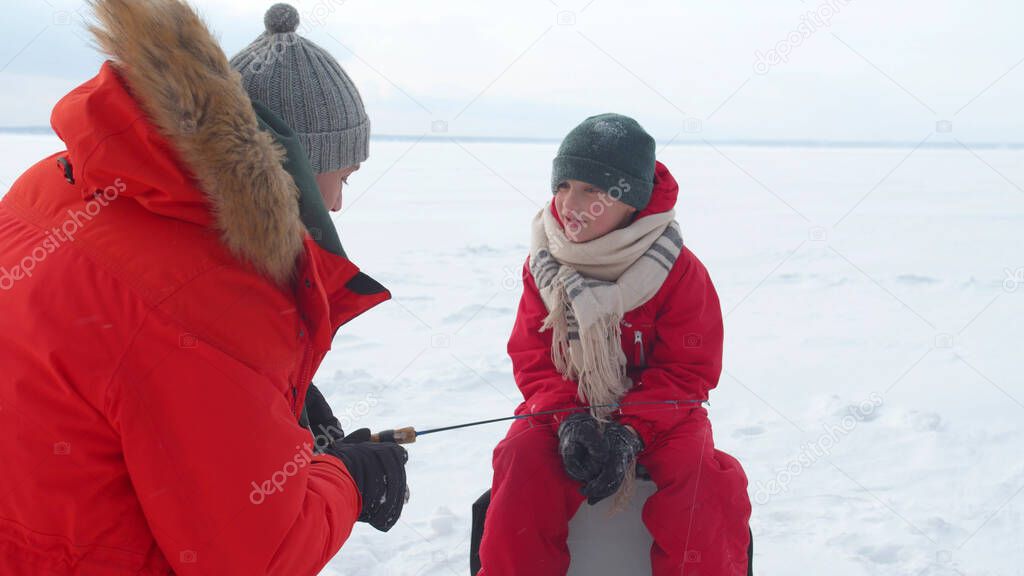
[581,422,644,505]
[557,412,609,483]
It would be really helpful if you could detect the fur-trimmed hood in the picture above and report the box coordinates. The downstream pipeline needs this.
[50,0,305,285]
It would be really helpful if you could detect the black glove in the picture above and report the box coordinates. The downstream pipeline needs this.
[324,429,408,532]
[302,384,346,451]
[557,412,609,483]
[339,427,371,444]
[581,422,644,505]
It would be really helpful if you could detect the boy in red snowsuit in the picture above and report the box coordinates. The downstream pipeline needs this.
[478,114,752,575]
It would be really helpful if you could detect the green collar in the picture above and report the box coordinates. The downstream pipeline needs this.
[250,100,346,258]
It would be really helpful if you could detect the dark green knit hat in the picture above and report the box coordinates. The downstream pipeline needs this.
[551,113,656,211]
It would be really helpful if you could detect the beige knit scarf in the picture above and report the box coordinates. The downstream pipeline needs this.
[529,203,683,420]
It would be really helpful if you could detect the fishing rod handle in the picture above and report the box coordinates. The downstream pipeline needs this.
[371,426,417,444]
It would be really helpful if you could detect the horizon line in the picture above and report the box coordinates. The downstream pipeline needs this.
[2,126,1022,150]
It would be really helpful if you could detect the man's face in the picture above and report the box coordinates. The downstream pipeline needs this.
[315,164,360,212]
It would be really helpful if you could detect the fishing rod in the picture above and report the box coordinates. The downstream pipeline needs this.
[369,399,707,444]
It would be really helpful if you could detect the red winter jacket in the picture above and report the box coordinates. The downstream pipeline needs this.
[508,161,724,447]
[0,3,387,574]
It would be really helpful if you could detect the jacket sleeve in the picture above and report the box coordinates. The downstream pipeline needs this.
[507,259,584,426]
[615,249,724,448]
[105,309,361,575]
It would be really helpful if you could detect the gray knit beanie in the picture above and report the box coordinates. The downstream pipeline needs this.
[230,3,370,173]
[552,113,656,211]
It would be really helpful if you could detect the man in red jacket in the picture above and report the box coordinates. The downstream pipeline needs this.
[0,0,406,574]
[478,115,752,575]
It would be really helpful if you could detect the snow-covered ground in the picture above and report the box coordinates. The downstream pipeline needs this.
[3,134,1022,575]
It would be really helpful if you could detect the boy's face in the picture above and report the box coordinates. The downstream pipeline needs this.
[554,179,637,243]
[315,164,360,212]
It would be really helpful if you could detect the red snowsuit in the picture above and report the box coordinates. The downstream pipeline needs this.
[479,163,751,575]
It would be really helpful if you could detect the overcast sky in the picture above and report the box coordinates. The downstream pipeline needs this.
[1,0,1021,143]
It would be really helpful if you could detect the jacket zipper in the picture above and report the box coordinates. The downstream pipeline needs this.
[293,323,314,417]
[634,330,646,368]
